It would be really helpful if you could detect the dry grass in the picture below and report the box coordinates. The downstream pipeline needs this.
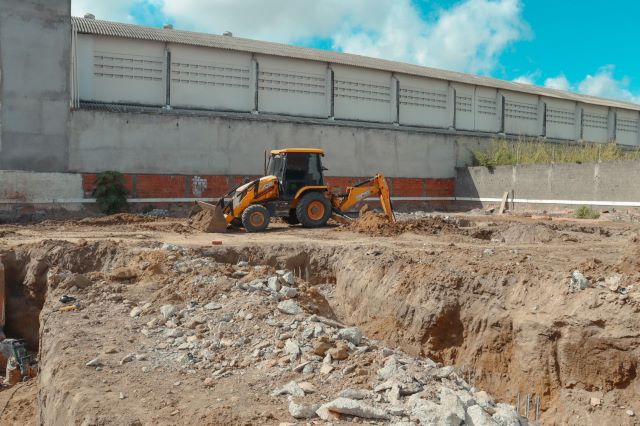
[473,138,640,167]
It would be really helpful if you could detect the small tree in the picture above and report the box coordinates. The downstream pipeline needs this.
[93,171,128,214]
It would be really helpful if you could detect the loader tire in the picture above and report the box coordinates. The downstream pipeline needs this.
[296,192,331,228]
[241,204,270,232]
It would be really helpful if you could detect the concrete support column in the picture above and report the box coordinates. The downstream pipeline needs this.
[575,104,584,141]
[608,108,616,142]
[448,83,456,130]
[538,96,546,137]
[164,47,171,108]
[390,74,399,124]
[326,65,334,119]
[637,112,640,146]
[250,56,259,113]
[497,92,505,134]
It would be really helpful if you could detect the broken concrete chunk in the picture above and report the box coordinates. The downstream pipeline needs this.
[606,274,623,292]
[288,399,320,419]
[61,273,92,289]
[284,339,301,356]
[474,391,495,409]
[86,357,103,367]
[129,307,142,317]
[411,399,463,426]
[204,302,222,311]
[439,387,466,422]
[316,397,390,421]
[280,271,295,285]
[436,365,456,379]
[337,327,363,346]
[160,304,177,320]
[569,271,589,291]
[491,403,523,426]
[110,267,137,281]
[378,356,401,380]
[272,381,305,397]
[278,299,302,315]
[466,405,498,426]
[328,342,349,360]
[338,389,371,400]
[279,286,298,298]
[268,276,281,292]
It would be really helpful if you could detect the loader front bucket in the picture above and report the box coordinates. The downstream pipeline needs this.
[190,201,228,233]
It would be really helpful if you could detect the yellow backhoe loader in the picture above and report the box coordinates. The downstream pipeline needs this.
[195,148,395,232]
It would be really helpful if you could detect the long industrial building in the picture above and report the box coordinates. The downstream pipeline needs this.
[1,0,639,212]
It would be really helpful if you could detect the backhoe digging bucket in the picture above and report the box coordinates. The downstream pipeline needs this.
[190,200,228,233]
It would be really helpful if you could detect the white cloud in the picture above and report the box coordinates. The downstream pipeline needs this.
[577,66,640,104]
[543,75,570,91]
[541,67,640,104]
[75,0,529,75]
[513,75,535,85]
[72,0,136,22]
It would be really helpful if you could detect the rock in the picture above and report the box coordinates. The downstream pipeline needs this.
[313,340,332,356]
[474,391,495,409]
[61,273,92,289]
[288,399,320,419]
[590,397,601,407]
[279,286,298,298]
[298,382,316,394]
[483,248,495,256]
[268,276,282,292]
[162,243,180,251]
[278,299,302,315]
[391,422,417,426]
[436,366,456,379]
[285,339,301,356]
[569,271,589,291]
[129,307,142,317]
[466,405,498,426]
[626,409,635,417]
[337,327,363,346]
[86,357,103,367]
[328,342,349,360]
[492,403,522,426]
[440,387,466,422]
[119,353,135,365]
[203,377,214,387]
[272,381,305,397]
[606,274,622,292]
[280,271,295,285]
[236,260,249,267]
[204,302,222,311]
[338,389,370,400]
[454,389,477,409]
[378,356,401,380]
[160,304,177,320]
[411,399,462,426]
[316,397,389,421]
[320,364,334,375]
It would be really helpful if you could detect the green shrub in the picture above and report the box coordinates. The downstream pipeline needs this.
[93,171,128,214]
[574,206,600,219]
[472,138,640,167]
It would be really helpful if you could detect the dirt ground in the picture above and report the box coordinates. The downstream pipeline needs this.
[1,210,640,425]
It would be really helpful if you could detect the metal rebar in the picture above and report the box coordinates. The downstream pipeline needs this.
[526,394,530,419]
[305,265,309,282]
[535,396,540,420]
[517,393,520,416]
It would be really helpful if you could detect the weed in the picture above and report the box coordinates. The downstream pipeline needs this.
[93,171,128,214]
[574,206,600,219]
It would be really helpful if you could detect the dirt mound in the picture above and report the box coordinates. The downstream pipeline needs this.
[77,213,157,226]
[350,212,460,237]
[189,208,226,232]
[499,223,556,244]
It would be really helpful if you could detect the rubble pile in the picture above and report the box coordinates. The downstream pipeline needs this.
[73,251,526,425]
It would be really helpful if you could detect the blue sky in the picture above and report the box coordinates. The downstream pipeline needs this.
[71,0,640,104]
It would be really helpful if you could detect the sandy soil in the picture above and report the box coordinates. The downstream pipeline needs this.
[1,211,639,425]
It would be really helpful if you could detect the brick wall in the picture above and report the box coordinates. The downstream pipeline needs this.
[80,173,455,209]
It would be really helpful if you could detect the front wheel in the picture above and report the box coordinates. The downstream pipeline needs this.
[296,192,332,228]
[241,204,270,232]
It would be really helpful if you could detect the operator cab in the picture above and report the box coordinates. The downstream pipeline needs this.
[267,148,325,199]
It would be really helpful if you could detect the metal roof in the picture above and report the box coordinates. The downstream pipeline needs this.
[72,17,640,111]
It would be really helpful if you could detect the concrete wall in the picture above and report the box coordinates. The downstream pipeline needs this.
[456,161,640,209]
[68,109,490,178]
[0,0,71,171]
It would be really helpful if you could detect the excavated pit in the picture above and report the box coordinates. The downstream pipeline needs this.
[0,226,638,424]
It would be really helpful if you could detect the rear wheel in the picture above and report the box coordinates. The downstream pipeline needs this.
[241,204,270,232]
[296,192,332,228]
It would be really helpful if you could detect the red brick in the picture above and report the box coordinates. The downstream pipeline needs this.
[392,178,425,197]
[82,173,133,197]
[190,176,228,197]
[426,179,454,197]
[325,177,365,193]
[136,175,186,198]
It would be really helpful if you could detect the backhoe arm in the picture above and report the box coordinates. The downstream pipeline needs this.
[332,174,396,223]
